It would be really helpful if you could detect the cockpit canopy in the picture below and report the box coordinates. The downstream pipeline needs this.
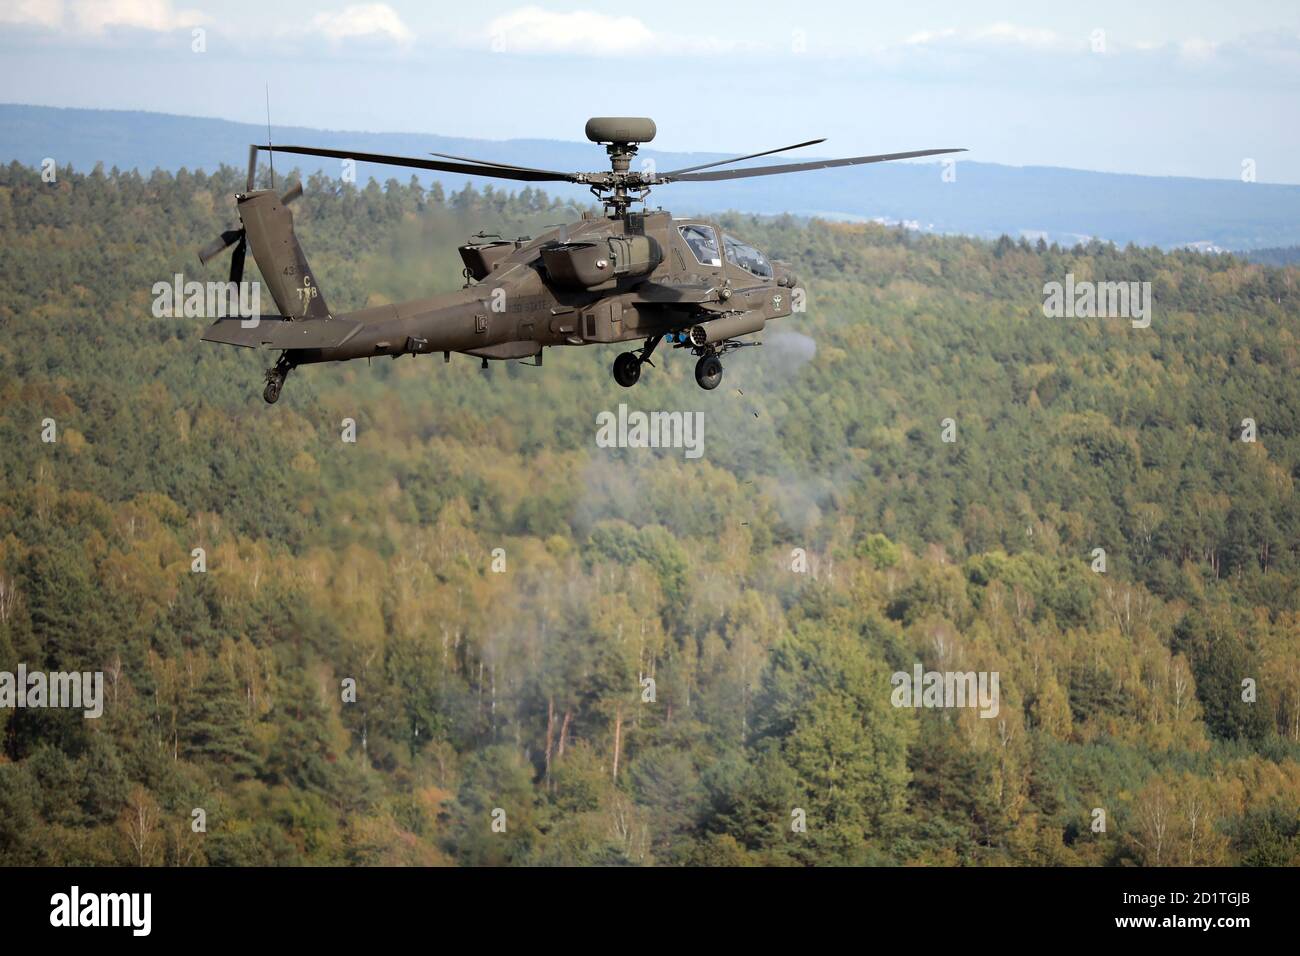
[722,233,773,278]
[676,223,774,278]
[678,224,721,267]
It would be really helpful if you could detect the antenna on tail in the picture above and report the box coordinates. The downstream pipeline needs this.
[265,83,275,190]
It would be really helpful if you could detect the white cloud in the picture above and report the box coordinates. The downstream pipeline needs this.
[1179,37,1219,60]
[486,7,655,55]
[971,22,1061,50]
[311,4,413,46]
[900,22,1065,52]
[483,6,732,57]
[0,0,64,29]
[3,0,415,53]
[0,0,208,33]
[904,29,956,46]
[73,0,205,34]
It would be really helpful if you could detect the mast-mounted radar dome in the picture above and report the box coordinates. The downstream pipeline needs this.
[585,117,657,144]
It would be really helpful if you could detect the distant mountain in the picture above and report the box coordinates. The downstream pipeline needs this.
[4,103,1299,251]
[1240,246,1300,267]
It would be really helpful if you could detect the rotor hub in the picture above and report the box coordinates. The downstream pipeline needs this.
[583,118,657,216]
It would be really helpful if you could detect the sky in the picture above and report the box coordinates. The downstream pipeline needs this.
[1,0,1298,182]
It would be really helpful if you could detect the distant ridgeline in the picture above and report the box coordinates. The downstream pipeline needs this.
[0,161,1299,867]
[1242,246,1300,267]
[4,102,1300,251]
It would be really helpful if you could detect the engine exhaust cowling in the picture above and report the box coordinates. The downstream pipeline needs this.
[542,235,662,290]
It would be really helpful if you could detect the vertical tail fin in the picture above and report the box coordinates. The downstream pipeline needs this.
[236,188,330,320]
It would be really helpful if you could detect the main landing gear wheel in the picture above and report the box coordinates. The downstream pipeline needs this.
[613,351,642,388]
[263,376,283,404]
[695,354,723,390]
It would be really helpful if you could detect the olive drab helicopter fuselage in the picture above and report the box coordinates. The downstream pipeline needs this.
[198,117,964,402]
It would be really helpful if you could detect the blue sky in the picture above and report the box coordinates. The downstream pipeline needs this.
[1,0,1298,182]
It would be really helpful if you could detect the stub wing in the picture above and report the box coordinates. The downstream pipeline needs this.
[201,316,363,350]
[629,281,720,305]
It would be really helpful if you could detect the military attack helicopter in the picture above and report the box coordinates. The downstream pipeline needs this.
[199,118,963,403]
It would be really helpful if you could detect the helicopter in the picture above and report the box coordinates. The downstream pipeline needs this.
[199,118,964,403]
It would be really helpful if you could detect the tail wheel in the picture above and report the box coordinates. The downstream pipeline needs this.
[613,351,641,388]
[695,354,723,390]
[264,356,291,404]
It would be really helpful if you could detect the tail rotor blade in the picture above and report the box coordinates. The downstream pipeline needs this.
[229,235,247,285]
[280,182,303,206]
[199,228,244,266]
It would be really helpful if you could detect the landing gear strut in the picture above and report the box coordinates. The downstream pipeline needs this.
[263,354,294,404]
[679,334,760,390]
[612,334,663,388]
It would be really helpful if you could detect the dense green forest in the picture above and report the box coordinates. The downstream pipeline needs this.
[1,161,1298,866]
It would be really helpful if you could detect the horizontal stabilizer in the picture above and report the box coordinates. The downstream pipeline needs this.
[201,316,362,350]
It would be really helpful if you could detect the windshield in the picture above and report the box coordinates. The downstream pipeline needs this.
[679,224,721,267]
[723,233,773,277]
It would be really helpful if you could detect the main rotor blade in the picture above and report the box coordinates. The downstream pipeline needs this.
[662,148,967,182]
[660,138,827,177]
[262,144,579,183]
[428,151,570,176]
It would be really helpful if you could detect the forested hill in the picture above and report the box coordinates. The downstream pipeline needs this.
[1,161,1299,866]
